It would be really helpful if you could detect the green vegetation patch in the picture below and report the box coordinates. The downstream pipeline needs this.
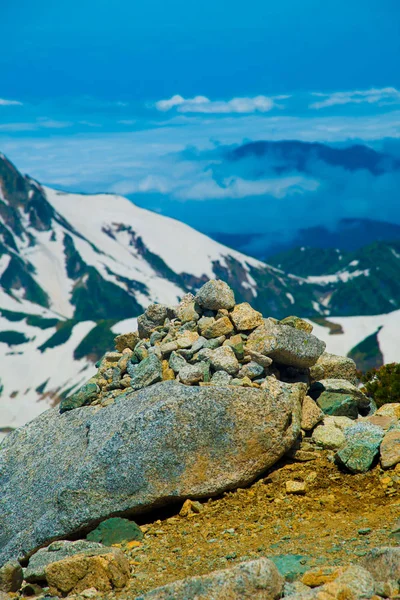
[0,330,30,345]
[38,320,77,353]
[74,319,118,362]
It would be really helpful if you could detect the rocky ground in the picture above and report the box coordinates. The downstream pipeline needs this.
[2,279,400,599]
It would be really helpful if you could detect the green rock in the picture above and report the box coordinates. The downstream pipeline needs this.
[269,554,309,582]
[87,517,143,545]
[316,391,359,419]
[60,382,100,414]
[336,422,384,473]
[129,354,162,391]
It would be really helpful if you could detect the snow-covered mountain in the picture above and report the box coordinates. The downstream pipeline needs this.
[0,153,399,435]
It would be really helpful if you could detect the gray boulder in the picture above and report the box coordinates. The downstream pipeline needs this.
[0,380,303,566]
[134,558,284,599]
[195,279,236,311]
[310,352,358,385]
[246,321,325,369]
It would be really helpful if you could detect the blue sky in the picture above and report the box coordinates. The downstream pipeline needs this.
[0,0,399,247]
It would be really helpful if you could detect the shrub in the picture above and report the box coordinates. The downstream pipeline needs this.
[360,363,400,408]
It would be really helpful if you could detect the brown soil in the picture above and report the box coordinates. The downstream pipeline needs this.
[109,451,400,597]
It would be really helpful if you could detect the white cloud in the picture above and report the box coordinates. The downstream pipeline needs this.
[310,87,400,110]
[155,94,289,114]
[0,98,23,106]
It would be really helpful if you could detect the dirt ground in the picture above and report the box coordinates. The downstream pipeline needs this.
[109,450,400,597]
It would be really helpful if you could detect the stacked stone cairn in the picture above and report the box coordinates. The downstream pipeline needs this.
[61,279,328,410]
[59,278,399,475]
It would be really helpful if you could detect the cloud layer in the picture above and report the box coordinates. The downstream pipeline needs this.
[310,87,400,109]
[0,98,22,106]
[155,94,289,114]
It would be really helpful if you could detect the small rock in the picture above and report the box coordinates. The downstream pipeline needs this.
[362,547,400,583]
[317,565,375,600]
[380,427,400,469]
[336,421,384,473]
[202,316,234,339]
[230,303,264,331]
[311,378,371,418]
[245,350,273,368]
[129,354,162,391]
[285,480,307,495]
[87,517,143,545]
[0,560,23,593]
[179,499,204,517]
[162,360,175,381]
[45,548,130,596]
[114,332,139,353]
[310,352,358,384]
[161,341,179,357]
[24,540,105,583]
[279,315,313,334]
[209,346,240,375]
[60,382,100,413]
[358,528,371,535]
[301,395,324,431]
[176,295,201,323]
[376,403,400,419]
[223,334,245,360]
[210,371,233,386]
[195,279,236,311]
[238,361,264,380]
[312,421,346,450]
[179,363,206,385]
[176,330,199,349]
[301,566,344,587]
[20,582,44,596]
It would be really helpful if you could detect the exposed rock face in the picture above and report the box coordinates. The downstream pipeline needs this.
[134,558,284,600]
[0,380,303,566]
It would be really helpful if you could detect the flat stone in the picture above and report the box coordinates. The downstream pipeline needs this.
[230,303,264,331]
[134,558,283,599]
[195,280,236,311]
[245,350,273,369]
[24,540,104,583]
[246,320,325,369]
[45,548,130,596]
[285,480,306,495]
[336,421,384,473]
[0,380,303,566]
[301,395,324,431]
[202,317,234,339]
[209,346,240,375]
[380,427,400,469]
[310,352,358,384]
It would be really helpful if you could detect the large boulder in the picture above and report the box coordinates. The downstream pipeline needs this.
[246,320,326,369]
[0,380,303,566]
[134,558,284,600]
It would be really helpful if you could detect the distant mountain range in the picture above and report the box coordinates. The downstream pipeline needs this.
[0,152,399,435]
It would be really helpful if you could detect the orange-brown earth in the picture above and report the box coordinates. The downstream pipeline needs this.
[104,450,400,597]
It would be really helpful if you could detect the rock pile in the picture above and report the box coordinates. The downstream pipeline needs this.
[61,279,326,413]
